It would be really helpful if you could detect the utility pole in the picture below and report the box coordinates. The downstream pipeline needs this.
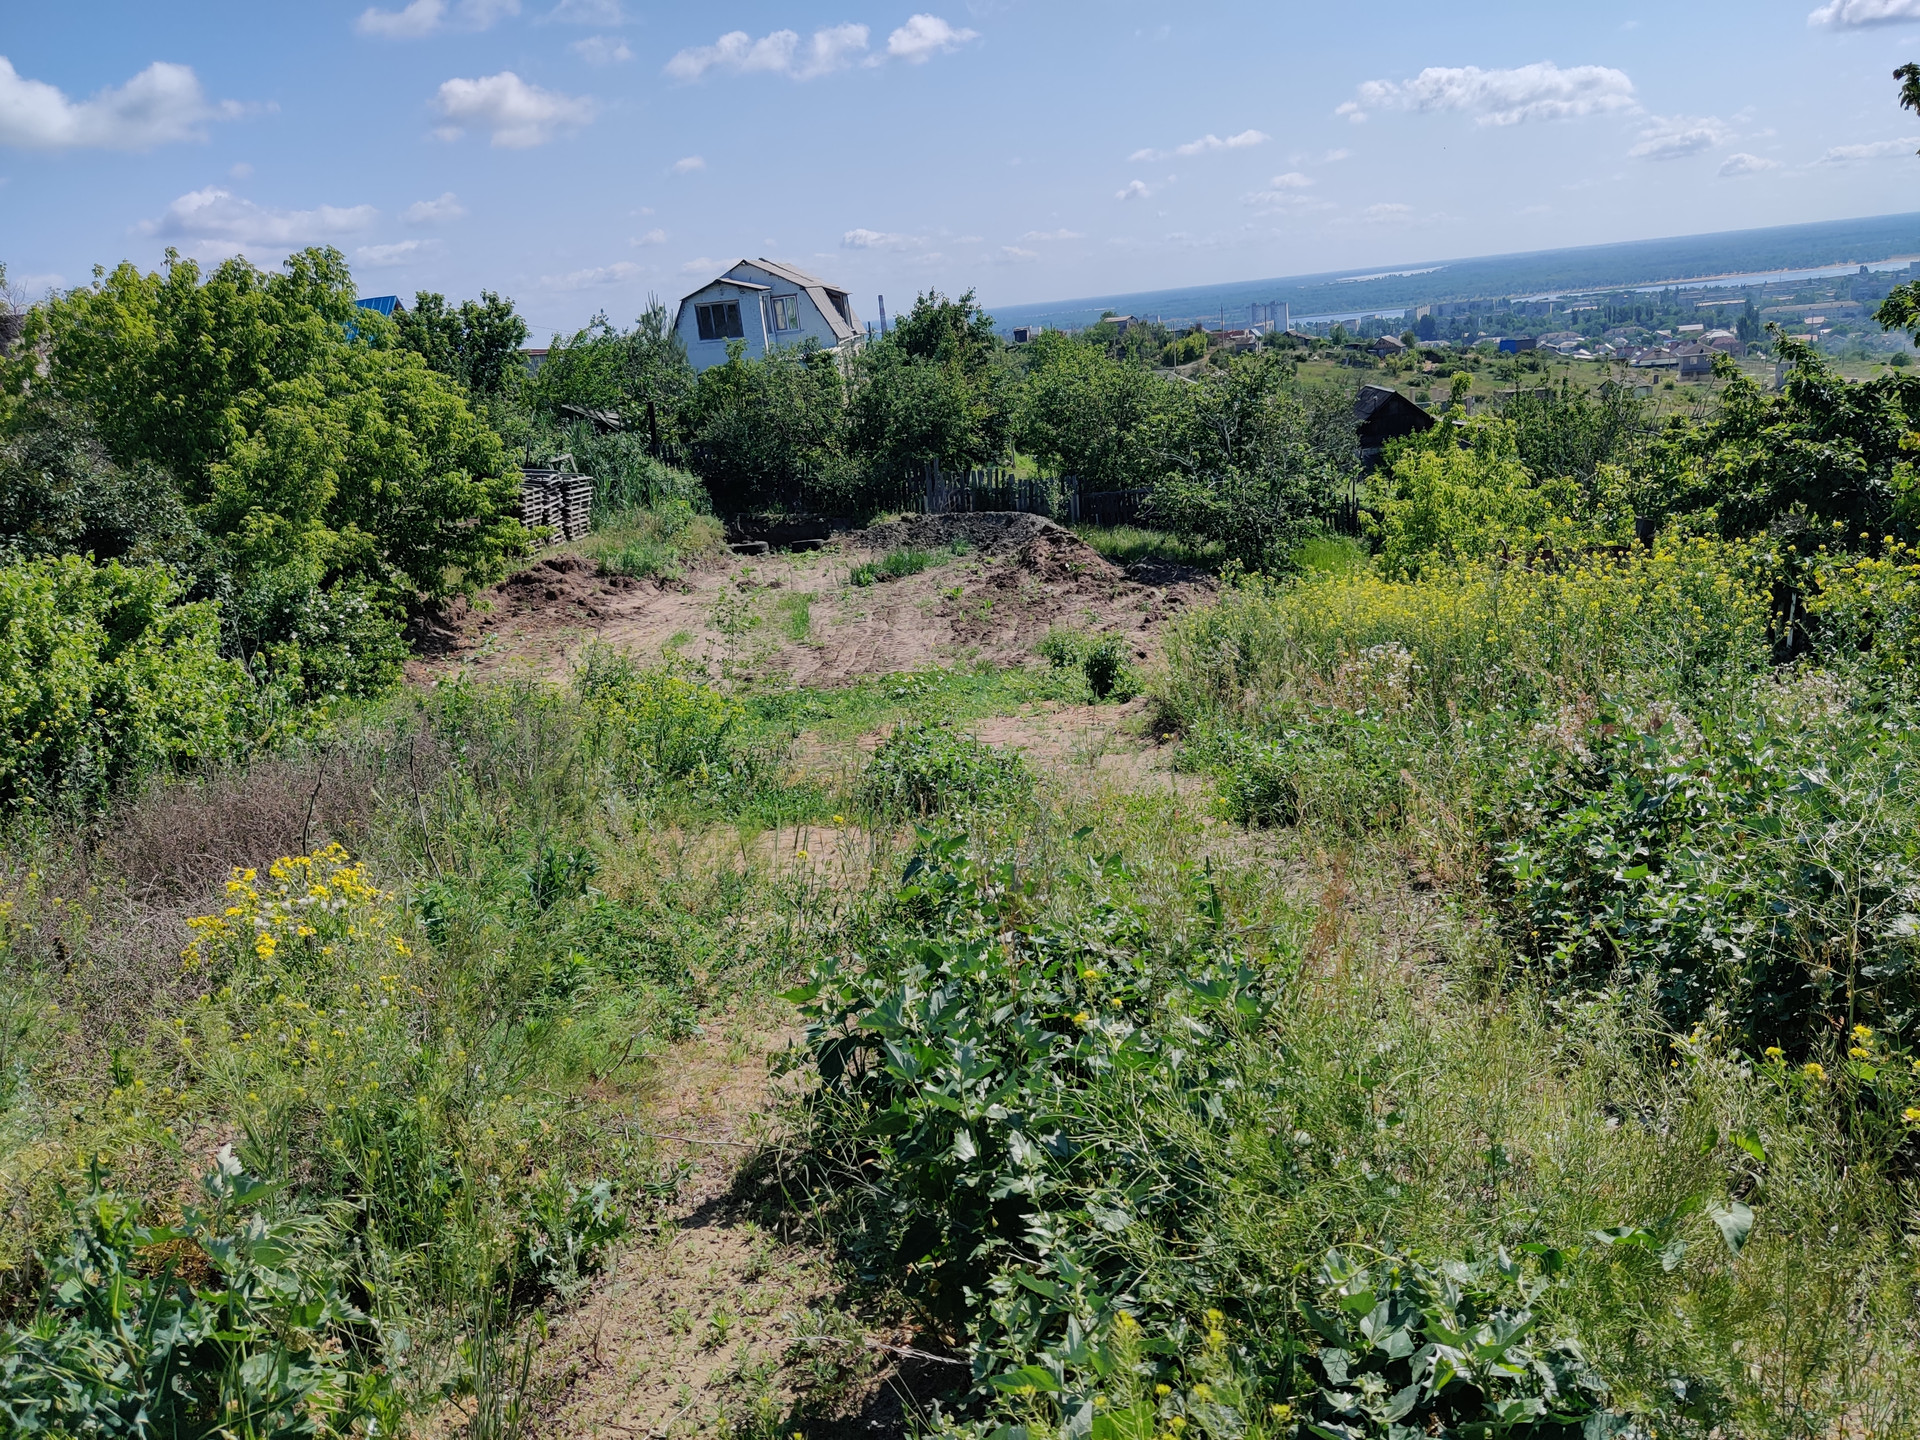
[878,296,889,335]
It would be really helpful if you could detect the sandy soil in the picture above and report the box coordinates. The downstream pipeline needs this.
[407,514,1210,687]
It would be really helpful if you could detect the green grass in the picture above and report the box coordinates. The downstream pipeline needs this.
[848,547,938,587]
[773,590,813,642]
[579,500,725,580]
[1071,523,1223,569]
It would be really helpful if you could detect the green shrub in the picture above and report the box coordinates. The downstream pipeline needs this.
[0,1150,396,1440]
[0,554,250,812]
[1037,628,1140,701]
[576,647,744,786]
[850,548,936,587]
[856,720,1031,818]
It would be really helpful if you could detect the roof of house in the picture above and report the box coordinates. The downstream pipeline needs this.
[354,295,403,317]
[679,259,859,343]
[1354,385,1436,453]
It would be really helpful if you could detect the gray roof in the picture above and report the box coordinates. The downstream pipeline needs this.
[676,258,860,343]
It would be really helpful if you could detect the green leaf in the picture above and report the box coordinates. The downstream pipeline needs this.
[990,1364,1064,1394]
[1730,1129,1767,1164]
[1707,1199,1755,1256]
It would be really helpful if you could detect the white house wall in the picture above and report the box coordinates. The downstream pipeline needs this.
[675,262,858,373]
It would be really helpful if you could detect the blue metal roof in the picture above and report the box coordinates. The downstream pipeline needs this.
[354,295,401,317]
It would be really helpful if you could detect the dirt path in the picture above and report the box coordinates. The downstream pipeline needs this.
[409,515,1209,687]
[530,1014,941,1439]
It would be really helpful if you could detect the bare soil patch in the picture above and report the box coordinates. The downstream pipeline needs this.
[529,1015,947,1439]
[407,514,1210,688]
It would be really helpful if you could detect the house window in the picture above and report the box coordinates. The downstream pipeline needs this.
[768,294,801,332]
[694,301,743,341]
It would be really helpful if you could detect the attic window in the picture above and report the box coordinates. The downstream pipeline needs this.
[768,295,801,332]
[826,291,850,324]
[695,301,743,341]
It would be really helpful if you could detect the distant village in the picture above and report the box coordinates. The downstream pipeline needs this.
[1011,258,1920,371]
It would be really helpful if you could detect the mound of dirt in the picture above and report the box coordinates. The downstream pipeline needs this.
[493,552,648,626]
[853,510,1077,558]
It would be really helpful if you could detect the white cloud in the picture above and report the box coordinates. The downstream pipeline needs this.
[1116,179,1152,200]
[887,14,979,62]
[0,57,237,151]
[1244,177,1334,214]
[1366,202,1413,222]
[355,0,519,38]
[432,72,592,147]
[403,190,466,224]
[1343,60,1635,127]
[1319,147,1351,163]
[1266,171,1313,188]
[1629,114,1733,161]
[1128,128,1267,162]
[539,261,641,289]
[229,161,252,179]
[632,227,666,245]
[1817,136,1920,162]
[1000,246,1039,260]
[546,0,624,22]
[139,187,378,260]
[842,227,922,249]
[667,24,870,81]
[1809,0,1920,25]
[357,239,437,267]
[1018,228,1083,241]
[571,35,631,64]
[679,256,725,276]
[1719,151,1778,176]
[670,154,704,174]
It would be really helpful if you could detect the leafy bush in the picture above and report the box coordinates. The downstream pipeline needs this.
[0,554,250,812]
[855,720,1032,818]
[574,646,778,806]
[0,1149,395,1440]
[588,499,724,581]
[1037,628,1141,701]
[850,548,936,587]
[1369,420,1580,579]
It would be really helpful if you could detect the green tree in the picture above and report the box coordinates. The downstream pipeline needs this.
[849,289,1015,483]
[1015,331,1167,491]
[1145,353,1356,569]
[684,340,848,509]
[525,300,693,446]
[396,289,528,397]
[11,248,523,604]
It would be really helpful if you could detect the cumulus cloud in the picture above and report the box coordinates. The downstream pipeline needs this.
[357,239,437,267]
[886,14,978,62]
[667,24,871,81]
[1243,172,1333,213]
[432,72,592,147]
[1808,0,1920,25]
[546,0,624,22]
[1340,60,1635,126]
[1116,179,1152,200]
[670,154,704,173]
[355,0,519,38]
[571,35,631,63]
[139,187,377,260]
[1817,136,1920,162]
[631,227,666,245]
[403,191,465,224]
[842,227,923,249]
[539,261,641,289]
[1719,152,1778,176]
[1000,246,1038,260]
[0,56,239,151]
[1365,202,1413,222]
[1629,114,1734,160]
[679,256,725,276]
[1128,128,1267,162]
[1018,228,1083,241]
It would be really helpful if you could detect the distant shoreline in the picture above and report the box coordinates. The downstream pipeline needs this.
[985,211,1920,333]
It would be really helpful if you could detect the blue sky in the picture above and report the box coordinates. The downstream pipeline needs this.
[4,0,1920,337]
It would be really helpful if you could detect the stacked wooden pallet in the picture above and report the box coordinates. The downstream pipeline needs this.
[519,469,594,543]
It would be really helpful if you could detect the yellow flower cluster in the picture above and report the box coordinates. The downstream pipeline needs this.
[183,843,400,972]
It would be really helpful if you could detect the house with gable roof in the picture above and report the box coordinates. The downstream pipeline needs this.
[674,259,862,373]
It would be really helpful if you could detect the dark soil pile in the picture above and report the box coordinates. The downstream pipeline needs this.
[854,510,1079,558]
